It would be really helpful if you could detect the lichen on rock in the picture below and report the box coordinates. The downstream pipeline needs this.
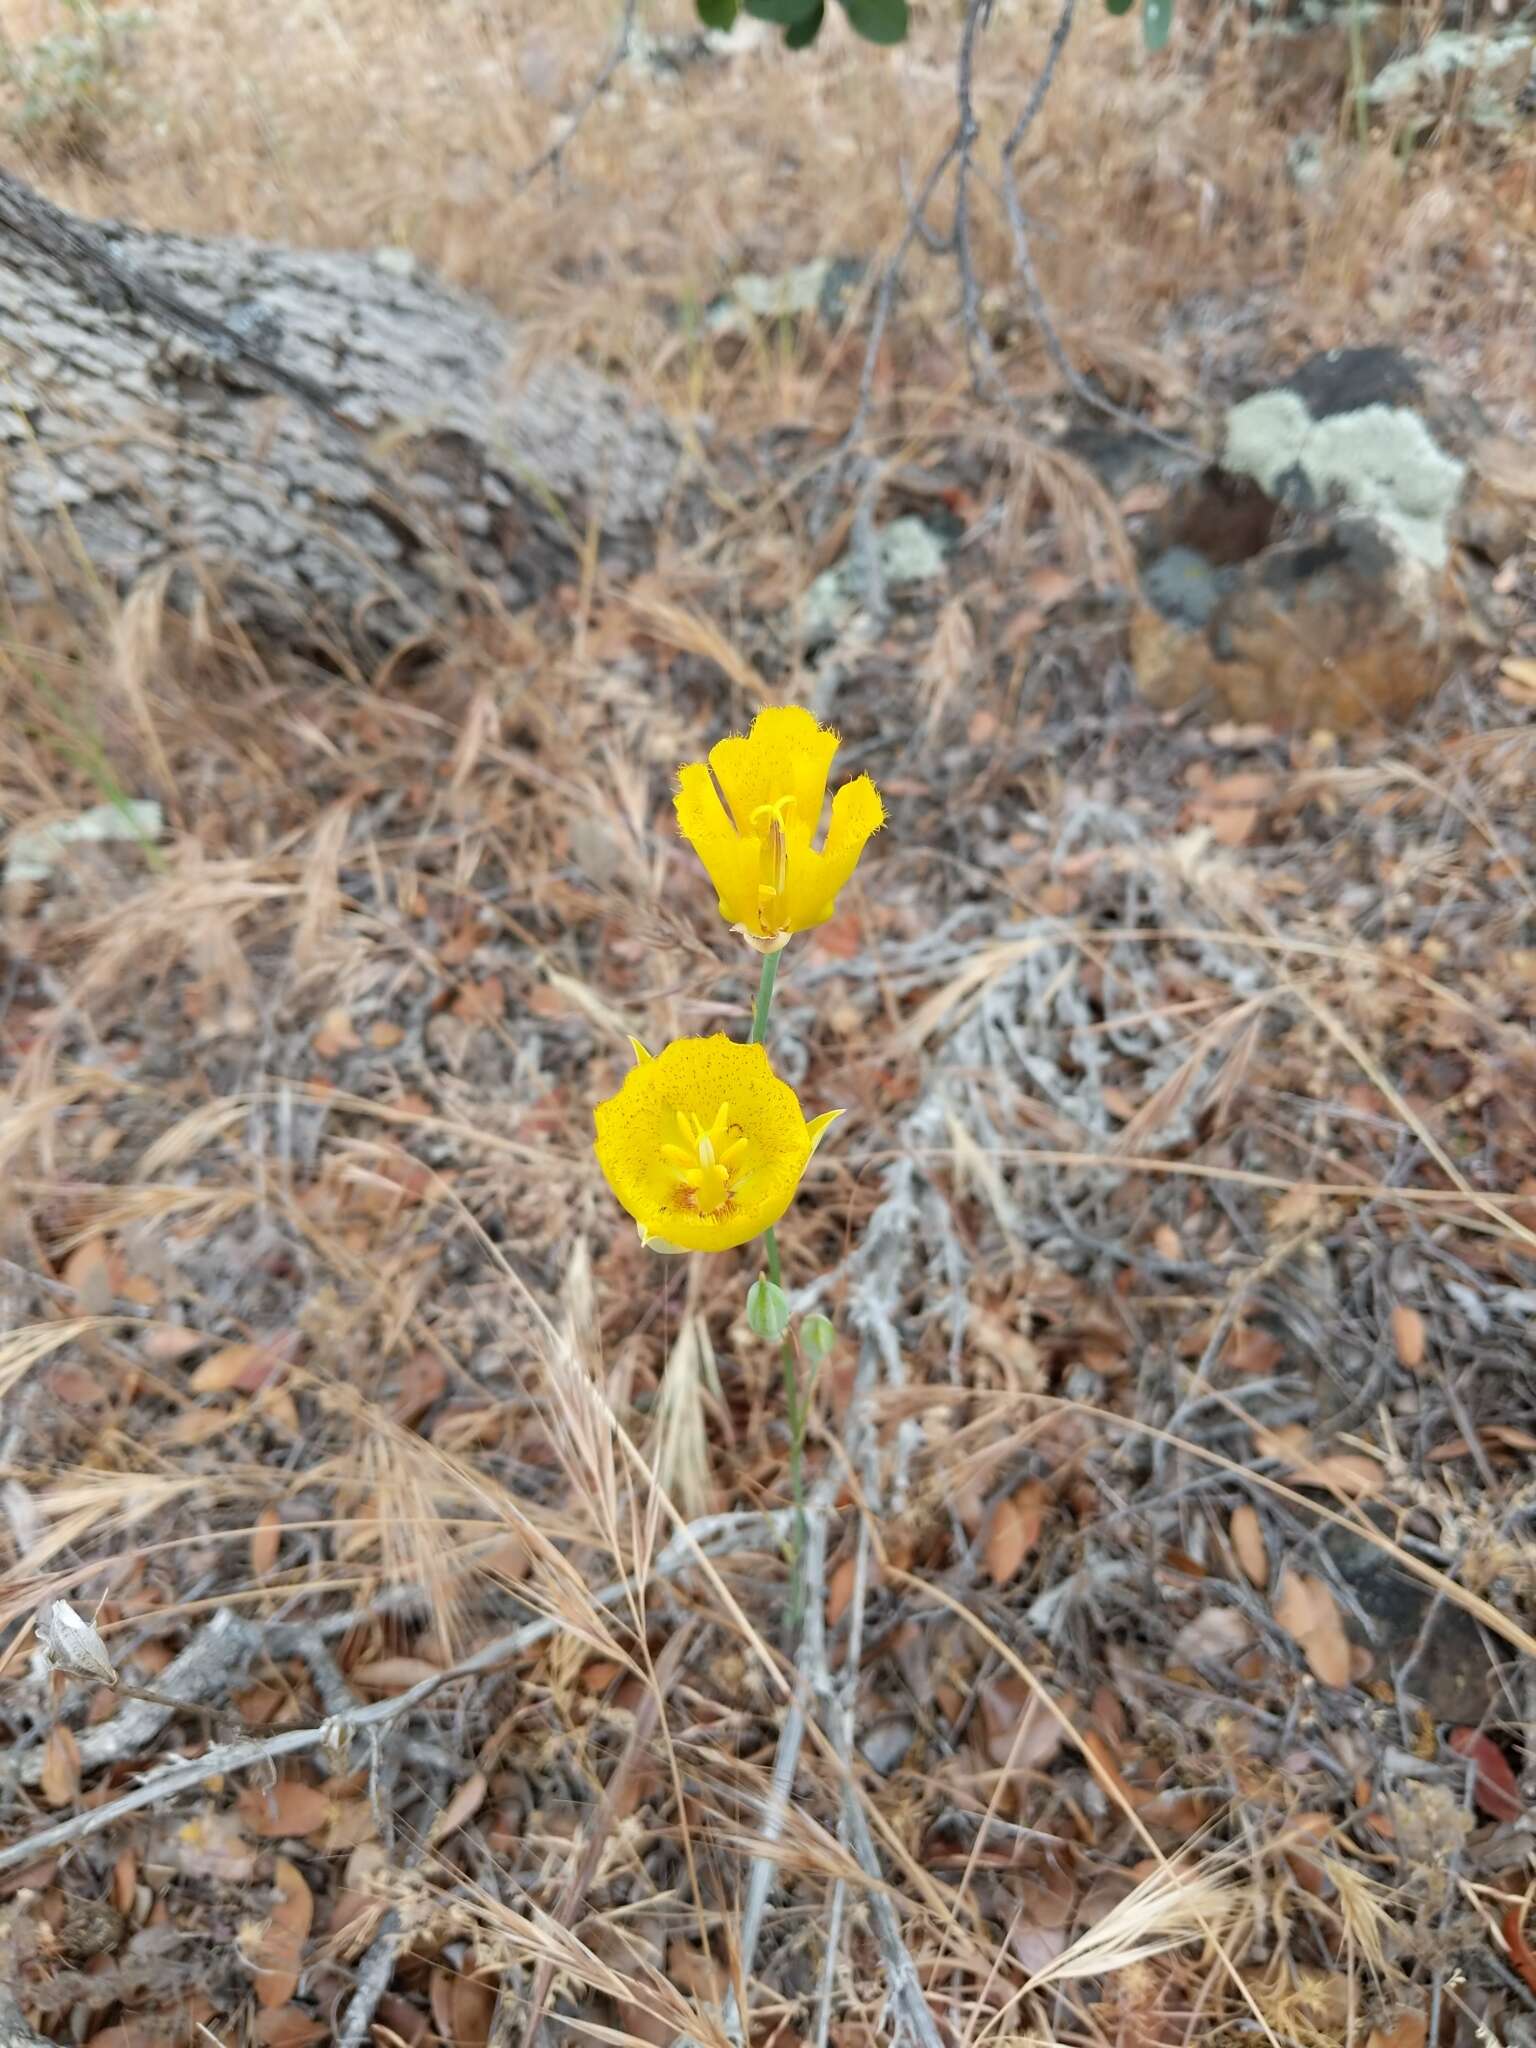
[1222,388,1465,569]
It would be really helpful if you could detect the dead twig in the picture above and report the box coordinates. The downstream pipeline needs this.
[515,0,639,190]
[4,1606,254,1791]
[0,1511,791,1878]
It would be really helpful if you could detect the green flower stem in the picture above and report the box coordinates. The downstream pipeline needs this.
[749,948,781,1046]
[750,951,808,1624]
[763,1224,807,1624]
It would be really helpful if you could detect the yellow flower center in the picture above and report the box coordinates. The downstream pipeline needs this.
[749,794,795,930]
[660,1101,748,1216]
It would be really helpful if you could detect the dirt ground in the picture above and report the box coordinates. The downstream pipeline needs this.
[3,3,1536,2046]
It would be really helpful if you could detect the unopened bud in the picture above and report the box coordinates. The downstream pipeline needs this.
[801,1313,836,1364]
[37,1599,116,1685]
[746,1275,791,1341]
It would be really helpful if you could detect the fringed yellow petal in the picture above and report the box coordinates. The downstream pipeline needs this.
[782,774,886,931]
[822,773,886,881]
[628,1037,653,1065]
[675,761,762,930]
[709,705,838,837]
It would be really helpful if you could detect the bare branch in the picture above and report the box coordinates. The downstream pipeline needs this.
[821,0,1189,615]
[0,1510,792,1879]
[515,0,639,189]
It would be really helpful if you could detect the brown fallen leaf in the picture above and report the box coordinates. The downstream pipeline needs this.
[1184,770,1275,849]
[253,2008,329,2048]
[451,974,506,1027]
[312,1006,361,1057]
[389,1350,447,1428]
[248,1855,313,2009]
[430,1968,496,2048]
[141,1326,207,1363]
[41,1724,81,1808]
[346,1656,443,1692]
[1366,2014,1426,2048]
[615,2002,675,2048]
[1390,1303,1426,1369]
[1299,1452,1384,1498]
[1447,1727,1522,1822]
[45,1360,106,1409]
[250,1506,282,1579]
[1282,1811,1334,1895]
[61,1236,114,1312]
[826,1552,858,1630]
[1229,1504,1269,1587]
[237,1779,331,1841]
[1077,1726,1142,1814]
[427,1770,488,1847]
[332,1840,391,1944]
[319,1798,377,1855]
[978,1675,1067,1773]
[1223,1323,1286,1375]
[1172,1606,1253,1665]
[984,1481,1048,1584]
[666,1941,730,2004]
[1273,1569,1351,1688]
[189,1343,284,1395]
[1024,565,1081,610]
[1257,1429,1382,1498]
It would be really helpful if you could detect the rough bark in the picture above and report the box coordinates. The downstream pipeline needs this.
[0,168,685,655]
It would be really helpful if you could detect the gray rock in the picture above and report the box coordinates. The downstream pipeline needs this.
[4,799,163,887]
[1140,546,1239,629]
[1322,1526,1494,1723]
[1223,380,1465,570]
[1131,346,1531,729]
[1367,27,1536,131]
[798,514,950,645]
[706,256,865,339]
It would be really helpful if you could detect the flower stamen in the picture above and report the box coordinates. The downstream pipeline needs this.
[661,1101,746,1215]
[750,794,795,930]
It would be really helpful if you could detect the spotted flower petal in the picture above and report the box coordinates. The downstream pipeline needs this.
[593,1035,842,1254]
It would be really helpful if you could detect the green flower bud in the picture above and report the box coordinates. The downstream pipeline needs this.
[746,1275,791,1341]
[801,1313,836,1363]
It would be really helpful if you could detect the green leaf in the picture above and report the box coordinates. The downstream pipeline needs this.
[696,0,740,25]
[785,0,825,44]
[1142,0,1173,47]
[1104,0,1135,15]
[744,0,822,22]
[841,0,909,41]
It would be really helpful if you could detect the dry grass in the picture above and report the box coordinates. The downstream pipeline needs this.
[3,1,1536,2045]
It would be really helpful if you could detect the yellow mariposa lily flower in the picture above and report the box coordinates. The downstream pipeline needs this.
[593,1034,843,1253]
[675,705,885,951]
